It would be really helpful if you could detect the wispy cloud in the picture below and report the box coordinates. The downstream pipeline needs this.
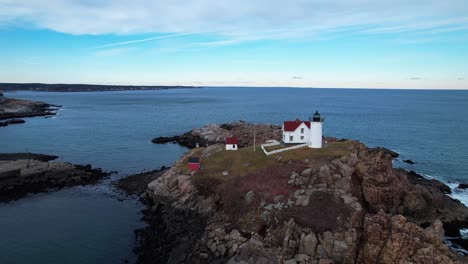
[0,0,467,42]
[95,33,196,49]
[94,47,135,57]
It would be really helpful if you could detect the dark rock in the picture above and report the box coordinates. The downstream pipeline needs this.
[0,119,26,127]
[458,183,468,190]
[152,133,207,149]
[115,167,169,196]
[7,119,25,124]
[220,123,234,130]
[368,147,399,158]
[0,153,58,162]
[405,170,451,194]
[0,154,109,202]
[151,135,181,144]
[404,159,415,164]
[447,237,468,252]
[134,198,207,264]
[443,219,468,237]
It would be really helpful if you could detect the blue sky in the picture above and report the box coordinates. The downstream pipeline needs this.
[0,0,467,89]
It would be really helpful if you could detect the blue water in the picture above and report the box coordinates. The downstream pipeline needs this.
[1,87,468,263]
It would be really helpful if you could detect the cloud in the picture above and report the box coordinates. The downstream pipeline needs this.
[95,32,197,48]
[292,76,303,79]
[0,0,467,41]
[410,77,421,80]
[94,47,135,57]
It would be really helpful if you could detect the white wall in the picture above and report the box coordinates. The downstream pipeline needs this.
[226,144,238,150]
[309,122,322,148]
[282,123,310,144]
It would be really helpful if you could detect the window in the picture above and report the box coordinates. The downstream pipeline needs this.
[300,136,304,140]
[290,136,293,141]
[301,128,304,133]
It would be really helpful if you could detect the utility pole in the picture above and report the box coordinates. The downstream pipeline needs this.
[26,148,30,168]
[253,127,256,151]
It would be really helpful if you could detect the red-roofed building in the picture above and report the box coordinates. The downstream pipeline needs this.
[225,137,238,150]
[282,119,311,144]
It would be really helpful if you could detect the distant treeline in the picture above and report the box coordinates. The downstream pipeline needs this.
[0,83,197,92]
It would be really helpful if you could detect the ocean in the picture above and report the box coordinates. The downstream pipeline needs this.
[1,87,467,263]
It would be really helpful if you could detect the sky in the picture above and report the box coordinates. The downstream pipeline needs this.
[0,0,467,89]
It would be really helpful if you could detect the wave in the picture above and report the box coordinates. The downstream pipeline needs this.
[416,172,468,207]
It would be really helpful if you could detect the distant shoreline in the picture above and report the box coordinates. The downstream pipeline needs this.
[0,83,199,92]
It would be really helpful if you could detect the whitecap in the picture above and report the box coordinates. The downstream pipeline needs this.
[410,171,468,207]
[461,228,468,239]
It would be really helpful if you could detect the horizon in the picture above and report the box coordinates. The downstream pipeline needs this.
[0,1,467,89]
[2,82,468,91]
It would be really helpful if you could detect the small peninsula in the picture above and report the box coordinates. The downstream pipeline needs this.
[0,153,110,202]
[0,93,58,122]
[138,121,468,264]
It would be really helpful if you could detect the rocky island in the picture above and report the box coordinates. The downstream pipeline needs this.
[138,122,468,264]
[0,153,110,202]
[0,92,58,124]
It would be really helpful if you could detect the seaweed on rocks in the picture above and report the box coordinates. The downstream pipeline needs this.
[134,197,207,264]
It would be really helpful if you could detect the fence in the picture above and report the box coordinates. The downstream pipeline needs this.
[261,140,308,156]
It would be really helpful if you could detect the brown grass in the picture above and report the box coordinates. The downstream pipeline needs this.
[186,141,355,229]
[189,141,354,204]
[222,163,304,214]
[263,145,285,152]
[192,141,352,184]
[281,191,353,233]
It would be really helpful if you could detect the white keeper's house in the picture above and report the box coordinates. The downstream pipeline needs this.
[282,111,324,148]
[282,119,311,144]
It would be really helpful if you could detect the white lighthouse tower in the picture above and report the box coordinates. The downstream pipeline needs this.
[309,110,324,148]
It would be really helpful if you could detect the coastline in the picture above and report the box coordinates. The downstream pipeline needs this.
[0,153,110,202]
[0,83,198,92]
[0,96,59,121]
[141,121,468,263]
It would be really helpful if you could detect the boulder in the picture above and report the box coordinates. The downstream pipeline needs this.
[299,233,318,257]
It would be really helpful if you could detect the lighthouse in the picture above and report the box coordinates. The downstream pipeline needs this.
[309,111,323,148]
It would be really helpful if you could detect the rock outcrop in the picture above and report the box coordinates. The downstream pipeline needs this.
[115,166,169,196]
[0,96,58,120]
[152,121,281,148]
[0,118,26,127]
[0,153,110,201]
[139,122,467,264]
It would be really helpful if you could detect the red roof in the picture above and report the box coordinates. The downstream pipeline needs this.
[283,120,311,132]
[226,137,238,145]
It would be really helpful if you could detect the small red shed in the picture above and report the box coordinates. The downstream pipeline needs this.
[187,157,201,171]
[225,137,238,150]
